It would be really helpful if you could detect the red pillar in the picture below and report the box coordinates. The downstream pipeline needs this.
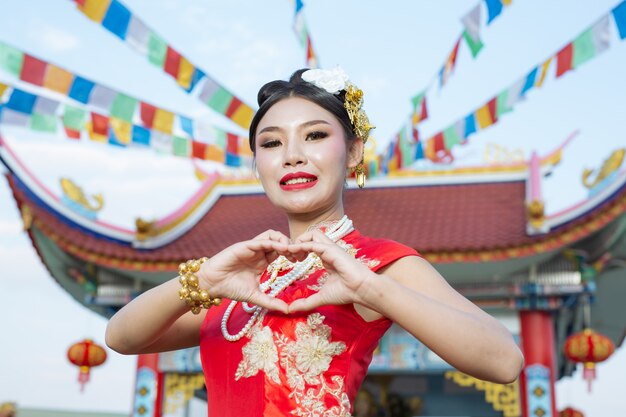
[519,311,558,417]
[132,353,164,417]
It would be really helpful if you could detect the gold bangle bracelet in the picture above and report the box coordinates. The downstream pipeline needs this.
[178,257,222,314]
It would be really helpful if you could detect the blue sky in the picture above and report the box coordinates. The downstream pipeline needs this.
[0,0,625,414]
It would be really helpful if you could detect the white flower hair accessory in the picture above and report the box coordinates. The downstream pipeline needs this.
[301,66,349,94]
[301,66,374,189]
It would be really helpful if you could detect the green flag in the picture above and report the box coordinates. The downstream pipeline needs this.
[573,28,596,68]
[206,87,233,114]
[173,135,190,156]
[110,93,138,122]
[0,43,24,77]
[462,30,484,58]
[63,106,87,130]
[148,33,167,68]
[31,113,57,133]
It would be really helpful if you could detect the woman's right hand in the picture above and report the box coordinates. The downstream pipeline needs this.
[196,230,291,313]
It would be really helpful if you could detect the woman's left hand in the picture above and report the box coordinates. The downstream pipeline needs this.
[285,230,374,313]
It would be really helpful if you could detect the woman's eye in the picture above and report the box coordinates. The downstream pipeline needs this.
[260,140,281,148]
[306,131,328,141]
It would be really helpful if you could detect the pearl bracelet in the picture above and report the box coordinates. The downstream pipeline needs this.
[178,257,222,315]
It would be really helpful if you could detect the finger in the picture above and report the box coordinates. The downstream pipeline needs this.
[294,229,335,245]
[247,292,289,314]
[287,293,328,313]
[245,239,288,254]
[253,229,290,245]
[289,241,336,263]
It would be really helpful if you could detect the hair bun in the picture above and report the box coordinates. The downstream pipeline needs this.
[257,80,290,107]
[288,68,309,84]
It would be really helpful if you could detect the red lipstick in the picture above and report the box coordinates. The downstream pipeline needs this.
[279,172,318,191]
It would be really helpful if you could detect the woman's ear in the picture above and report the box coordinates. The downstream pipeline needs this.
[347,138,365,169]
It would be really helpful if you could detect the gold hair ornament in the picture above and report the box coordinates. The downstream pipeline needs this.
[178,258,221,314]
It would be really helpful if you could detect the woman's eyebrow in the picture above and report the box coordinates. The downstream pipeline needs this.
[299,120,331,129]
[258,120,331,135]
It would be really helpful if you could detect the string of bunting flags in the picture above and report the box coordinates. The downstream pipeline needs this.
[70,0,255,129]
[292,0,318,68]
[409,0,514,131]
[0,80,253,167]
[0,41,244,146]
[383,1,626,173]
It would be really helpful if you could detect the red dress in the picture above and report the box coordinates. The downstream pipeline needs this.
[200,230,419,416]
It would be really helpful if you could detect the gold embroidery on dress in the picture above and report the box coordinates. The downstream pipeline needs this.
[236,313,350,416]
[235,324,280,384]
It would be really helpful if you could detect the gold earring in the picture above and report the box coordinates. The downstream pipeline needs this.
[355,163,366,188]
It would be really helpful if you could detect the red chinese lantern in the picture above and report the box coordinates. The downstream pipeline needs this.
[564,328,614,392]
[559,407,584,417]
[67,338,107,391]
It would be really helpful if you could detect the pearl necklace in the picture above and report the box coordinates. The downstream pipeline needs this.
[221,215,354,342]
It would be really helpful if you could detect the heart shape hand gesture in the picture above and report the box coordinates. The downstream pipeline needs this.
[195,229,373,314]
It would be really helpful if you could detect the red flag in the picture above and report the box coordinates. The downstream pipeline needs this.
[140,102,156,128]
[487,97,498,123]
[65,127,81,139]
[412,127,419,143]
[433,132,445,154]
[20,54,47,86]
[192,140,207,159]
[91,113,109,136]
[164,47,181,78]
[225,97,242,118]
[556,43,574,78]
[226,133,239,155]
[393,137,403,169]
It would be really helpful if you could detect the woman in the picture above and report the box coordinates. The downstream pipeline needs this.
[106,67,523,416]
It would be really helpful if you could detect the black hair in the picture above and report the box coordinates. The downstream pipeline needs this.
[248,69,356,153]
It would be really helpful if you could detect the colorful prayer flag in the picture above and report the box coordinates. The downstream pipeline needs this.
[0,43,24,77]
[20,55,47,86]
[462,4,484,57]
[110,93,137,122]
[411,92,428,124]
[535,58,552,88]
[77,0,111,23]
[68,76,95,104]
[63,106,87,131]
[6,89,37,114]
[484,0,503,24]
[475,103,494,129]
[43,65,74,94]
[556,43,574,77]
[102,0,131,40]
[31,113,57,133]
[613,1,626,39]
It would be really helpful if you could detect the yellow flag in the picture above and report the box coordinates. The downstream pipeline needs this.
[475,105,494,129]
[110,118,132,144]
[206,145,225,162]
[231,105,254,129]
[177,58,195,90]
[535,58,553,88]
[153,108,174,134]
[44,65,73,94]
[78,0,111,23]
[86,122,107,143]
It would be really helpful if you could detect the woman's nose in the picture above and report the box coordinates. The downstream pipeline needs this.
[282,140,307,167]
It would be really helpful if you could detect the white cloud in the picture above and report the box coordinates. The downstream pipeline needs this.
[28,19,81,53]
